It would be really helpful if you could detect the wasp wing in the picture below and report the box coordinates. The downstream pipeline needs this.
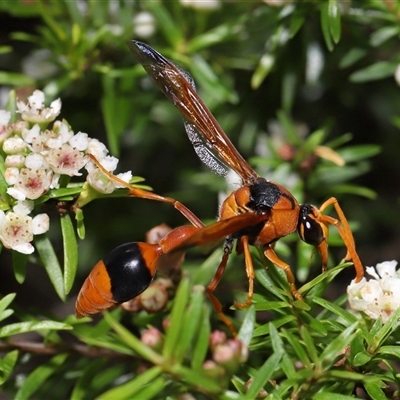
[128,41,259,185]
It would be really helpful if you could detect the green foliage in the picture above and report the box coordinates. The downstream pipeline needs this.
[0,0,400,399]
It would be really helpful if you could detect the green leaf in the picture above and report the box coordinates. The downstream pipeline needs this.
[12,251,27,284]
[253,300,290,311]
[369,307,400,352]
[0,45,12,55]
[5,90,17,121]
[370,26,399,47]
[187,18,244,53]
[15,353,68,400]
[301,312,328,336]
[364,381,388,400]
[328,0,341,43]
[74,207,85,240]
[61,213,78,294]
[281,70,297,113]
[191,307,211,370]
[0,158,11,204]
[299,129,326,158]
[34,235,65,301]
[190,54,237,104]
[329,184,377,199]
[103,312,163,364]
[244,330,283,399]
[0,293,16,312]
[320,323,357,368]
[0,350,19,385]
[237,305,255,346]
[313,393,359,400]
[64,0,84,26]
[125,376,166,400]
[350,61,397,83]
[312,297,359,326]
[299,327,320,365]
[253,315,296,337]
[0,71,35,86]
[97,366,164,400]
[163,277,190,360]
[277,110,301,146]
[281,328,311,368]
[71,359,107,400]
[251,53,275,89]
[171,364,221,394]
[0,309,13,324]
[289,13,305,38]
[173,284,205,363]
[320,2,334,51]
[101,76,125,156]
[338,144,381,163]
[377,345,400,359]
[339,48,367,68]
[144,2,184,47]
[353,351,373,367]
[0,320,72,338]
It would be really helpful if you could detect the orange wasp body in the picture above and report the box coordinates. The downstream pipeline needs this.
[76,42,364,332]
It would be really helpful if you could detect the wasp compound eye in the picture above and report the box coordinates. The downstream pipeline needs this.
[297,205,324,246]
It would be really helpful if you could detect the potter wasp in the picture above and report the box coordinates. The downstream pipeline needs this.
[76,41,364,333]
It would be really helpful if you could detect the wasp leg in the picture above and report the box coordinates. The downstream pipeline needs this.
[206,239,237,336]
[318,197,364,282]
[264,245,304,301]
[87,154,204,229]
[233,236,255,310]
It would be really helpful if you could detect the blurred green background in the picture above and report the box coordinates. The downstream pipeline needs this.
[0,0,399,316]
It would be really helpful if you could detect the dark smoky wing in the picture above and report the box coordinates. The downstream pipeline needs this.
[129,40,259,184]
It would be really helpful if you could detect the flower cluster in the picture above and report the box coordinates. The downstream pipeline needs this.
[347,260,400,323]
[0,90,131,254]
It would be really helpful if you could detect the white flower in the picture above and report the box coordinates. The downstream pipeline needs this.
[133,11,156,38]
[86,138,109,161]
[10,168,53,200]
[180,0,220,10]
[395,64,400,86]
[5,155,25,168]
[115,171,133,187]
[99,155,119,172]
[0,211,34,254]
[25,153,48,170]
[0,110,11,126]
[32,213,50,235]
[347,260,400,323]
[3,137,26,154]
[57,121,74,141]
[50,173,60,189]
[17,90,61,124]
[45,143,87,176]
[86,168,116,194]
[4,168,20,185]
[6,187,26,201]
[69,131,89,151]
[13,200,34,216]
[0,209,50,254]
[22,124,41,144]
